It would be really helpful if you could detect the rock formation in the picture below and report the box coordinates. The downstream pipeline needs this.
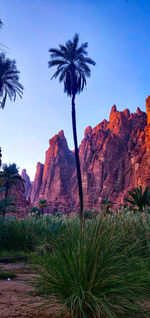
[28,162,44,204]
[0,178,29,217]
[21,169,31,198]
[29,96,150,213]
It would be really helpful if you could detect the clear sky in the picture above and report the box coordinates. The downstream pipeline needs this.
[0,0,150,180]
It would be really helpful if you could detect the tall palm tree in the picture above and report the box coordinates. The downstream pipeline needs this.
[0,163,24,198]
[0,53,23,109]
[48,33,95,229]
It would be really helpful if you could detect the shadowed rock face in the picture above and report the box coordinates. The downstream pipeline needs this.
[21,169,31,198]
[29,97,150,213]
[27,162,44,204]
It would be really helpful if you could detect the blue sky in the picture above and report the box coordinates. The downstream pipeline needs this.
[0,0,150,179]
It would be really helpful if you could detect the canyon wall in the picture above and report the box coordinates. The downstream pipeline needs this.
[21,169,31,198]
[28,97,150,213]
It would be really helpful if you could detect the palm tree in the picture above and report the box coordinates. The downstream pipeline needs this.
[29,206,40,217]
[0,53,23,109]
[38,199,48,216]
[48,33,95,230]
[125,186,150,211]
[0,163,24,198]
[0,197,16,218]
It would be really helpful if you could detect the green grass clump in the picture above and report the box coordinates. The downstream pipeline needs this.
[0,215,64,254]
[0,268,16,279]
[34,217,150,318]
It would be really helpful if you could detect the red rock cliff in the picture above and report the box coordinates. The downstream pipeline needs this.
[21,169,31,198]
[30,97,150,212]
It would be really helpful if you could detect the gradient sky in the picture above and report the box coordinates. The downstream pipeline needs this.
[0,0,150,180]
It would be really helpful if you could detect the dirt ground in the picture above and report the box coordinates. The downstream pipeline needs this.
[0,262,150,318]
[0,262,59,318]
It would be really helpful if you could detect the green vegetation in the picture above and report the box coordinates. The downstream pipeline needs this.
[38,199,48,216]
[125,186,150,211]
[29,206,40,217]
[0,163,24,199]
[0,215,64,254]
[0,212,150,316]
[34,215,150,317]
[0,267,16,279]
[0,196,16,217]
[0,53,23,109]
[48,34,96,230]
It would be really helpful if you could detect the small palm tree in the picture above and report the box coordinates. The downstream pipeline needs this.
[38,199,48,216]
[48,33,95,230]
[0,163,24,198]
[29,206,40,217]
[0,53,23,109]
[125,186,150,211]
[0,197,16,218]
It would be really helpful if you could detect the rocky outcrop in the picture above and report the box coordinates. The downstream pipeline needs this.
[21,169,31,198]
[29,96,150,213]
[28,162,44,204]
[29,131,76,212]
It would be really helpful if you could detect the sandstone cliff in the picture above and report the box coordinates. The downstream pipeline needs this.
[29,96,150,213]
[21,169,31,198]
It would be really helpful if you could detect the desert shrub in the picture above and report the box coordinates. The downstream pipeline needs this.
[34,217,150,318]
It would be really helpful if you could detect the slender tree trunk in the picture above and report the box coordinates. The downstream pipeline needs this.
[5,182,9,199]
[71,94,84,231]
[2,209,5,218]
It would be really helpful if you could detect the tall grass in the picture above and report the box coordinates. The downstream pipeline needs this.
[0,215,64,253]
[34,216,150,318]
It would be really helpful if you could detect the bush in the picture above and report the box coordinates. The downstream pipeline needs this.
[34,217,150,317]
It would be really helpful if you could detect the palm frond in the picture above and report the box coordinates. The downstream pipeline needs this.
[0,53,23,109]
[48,33,95,96]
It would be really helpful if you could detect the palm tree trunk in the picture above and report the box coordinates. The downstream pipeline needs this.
[5,182,9,198]
[71,94,84,231]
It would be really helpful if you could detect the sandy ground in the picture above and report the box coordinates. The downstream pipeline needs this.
[0,262,150,318]
[0,262,58,318]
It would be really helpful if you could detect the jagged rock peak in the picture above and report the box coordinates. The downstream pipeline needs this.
[123,109,130,118]
[109,105,118,123]
[27,162,44,204]
[137,107,142,115]
[84,126,92,138]
[21,169,31,198]
[22,169,27,174]
[111,105,117,112]
[49,130,68,149]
